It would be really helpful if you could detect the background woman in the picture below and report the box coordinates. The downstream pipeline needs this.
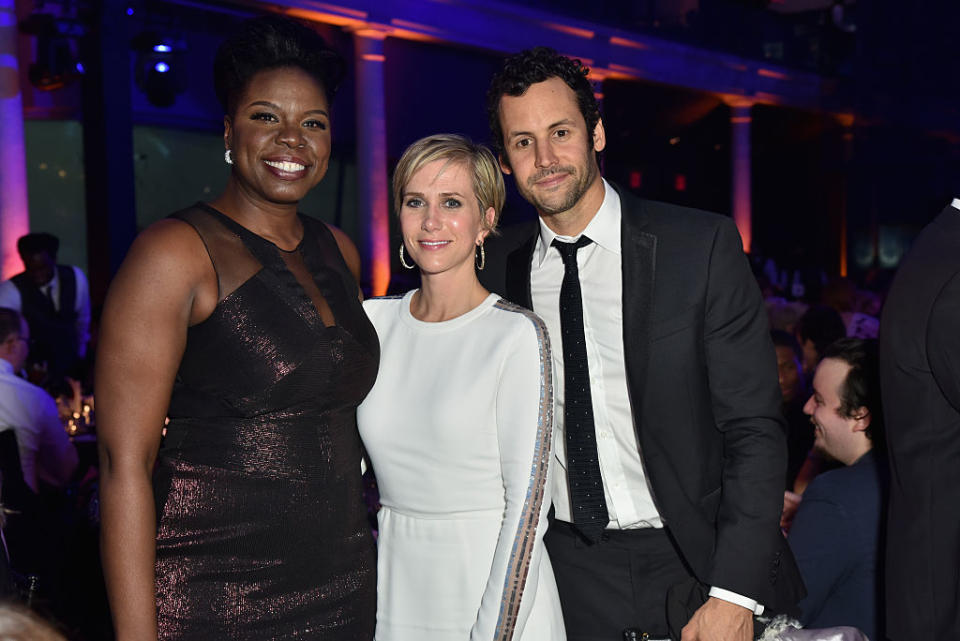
[358,134,564,640]
[97,16,377,640]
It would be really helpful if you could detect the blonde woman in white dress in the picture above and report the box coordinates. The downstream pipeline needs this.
[358,134,565,641]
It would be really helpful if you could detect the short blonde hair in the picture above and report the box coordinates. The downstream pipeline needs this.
[392,134,505,234]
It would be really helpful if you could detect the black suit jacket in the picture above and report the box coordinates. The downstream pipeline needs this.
[480,184,804,612]
[880,203,960,640]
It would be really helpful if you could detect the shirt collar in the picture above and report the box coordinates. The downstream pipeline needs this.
[0,360,14,376]
[951,197,960,211]
[535,179,622,265]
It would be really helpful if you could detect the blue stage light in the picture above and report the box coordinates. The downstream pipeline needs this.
[153,44,172,53]
[154,61,170,73]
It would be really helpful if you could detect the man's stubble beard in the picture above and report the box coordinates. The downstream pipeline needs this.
[522,155,600,217]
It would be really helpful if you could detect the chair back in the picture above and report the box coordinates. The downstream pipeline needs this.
[0,429,34,512]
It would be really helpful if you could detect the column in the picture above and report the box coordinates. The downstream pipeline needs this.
[80,0,136,304]
[837,114,854,277]
[0,0,31,278]
[726,97,754,254]
[353,29,390,296]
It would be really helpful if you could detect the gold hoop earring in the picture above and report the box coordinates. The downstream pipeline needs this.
[399,243,415,270]
[475,242,485,271]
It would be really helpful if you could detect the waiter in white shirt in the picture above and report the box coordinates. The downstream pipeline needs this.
[481,47,804,641]
[0,307,78,492]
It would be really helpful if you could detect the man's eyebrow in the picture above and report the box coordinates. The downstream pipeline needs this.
[507,118,576,138]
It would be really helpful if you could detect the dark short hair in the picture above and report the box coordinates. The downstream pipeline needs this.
[771,329,803,364]
[486,46,600,161]
[0,308,22,343]
[797,305,847,358]
[821,337,884,442]
[17,233,59,258]
[213,15,345,116]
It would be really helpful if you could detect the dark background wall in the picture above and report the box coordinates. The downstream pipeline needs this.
[16,0,960,290]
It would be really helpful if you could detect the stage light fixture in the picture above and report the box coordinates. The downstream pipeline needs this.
[19,12,85,91]
[131,30,185,107]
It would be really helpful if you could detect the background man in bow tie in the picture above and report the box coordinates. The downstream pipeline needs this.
[480,47,804,641]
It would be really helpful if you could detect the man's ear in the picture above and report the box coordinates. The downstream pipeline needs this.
[498,153,512,175]
[592,118,606,153]
[851,407,871,432]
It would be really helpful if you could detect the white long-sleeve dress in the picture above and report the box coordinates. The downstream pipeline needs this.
[358,291,565,641]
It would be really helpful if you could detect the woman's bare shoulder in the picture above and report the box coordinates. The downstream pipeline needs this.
[325,223,362,283]
[106,216,217,315]
[120,218,214,280]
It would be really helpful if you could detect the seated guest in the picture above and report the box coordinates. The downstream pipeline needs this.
[0,307,78,601]
[0,307,78,492]
[795,305,847,377]
[0,233,91,387]
[772,330,811,490]
[788,338,887,640]
[789,307,847,500]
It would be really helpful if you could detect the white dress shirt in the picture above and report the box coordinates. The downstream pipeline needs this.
[0,359,78,492]
[951,197,960,211]
[531,179,762,613]
[532,180,660,529]
[0,265,92,357]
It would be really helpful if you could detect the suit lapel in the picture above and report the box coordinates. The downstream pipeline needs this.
[619,189,656,433]
[506,235,536,309]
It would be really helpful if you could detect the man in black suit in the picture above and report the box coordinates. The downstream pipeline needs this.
[879,197,960,640]
[480,48,803,641]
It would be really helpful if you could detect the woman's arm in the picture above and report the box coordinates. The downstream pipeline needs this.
[472,313,555,641]
[97,219,215,641]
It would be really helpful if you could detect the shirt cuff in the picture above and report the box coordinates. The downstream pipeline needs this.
[707,587,764,615]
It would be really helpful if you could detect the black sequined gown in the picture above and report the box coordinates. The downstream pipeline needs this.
[153,204,378,640]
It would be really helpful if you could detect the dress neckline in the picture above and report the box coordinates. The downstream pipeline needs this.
[398,289,500,332]
[197,202,305,253]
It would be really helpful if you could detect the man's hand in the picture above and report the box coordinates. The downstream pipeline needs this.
[781,490,802,534]
[680,596,753,641]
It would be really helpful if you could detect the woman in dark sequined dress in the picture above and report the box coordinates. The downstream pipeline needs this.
[97,17,377,640]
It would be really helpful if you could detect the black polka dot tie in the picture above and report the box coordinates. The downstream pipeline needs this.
[553,236,608,543]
